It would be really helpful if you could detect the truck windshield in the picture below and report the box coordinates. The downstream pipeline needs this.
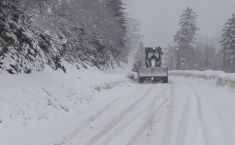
[148,52,160,60]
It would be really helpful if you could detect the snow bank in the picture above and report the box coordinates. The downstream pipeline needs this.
[0,68,131,145]
[170,70,235,88]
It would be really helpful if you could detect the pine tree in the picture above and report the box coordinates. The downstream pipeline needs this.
[221,14,235,72]
[106,0,127,63]
[174,7,199,70]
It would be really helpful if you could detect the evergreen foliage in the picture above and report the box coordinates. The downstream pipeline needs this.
[174,7,199,70]
[221,14,235,72]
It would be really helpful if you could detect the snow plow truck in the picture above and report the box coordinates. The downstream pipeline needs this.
[133,47,168,83]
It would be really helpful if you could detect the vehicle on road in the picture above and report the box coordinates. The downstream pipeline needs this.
[133,47,168,83]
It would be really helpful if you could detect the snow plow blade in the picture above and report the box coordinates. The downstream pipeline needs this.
[138,67,168,83]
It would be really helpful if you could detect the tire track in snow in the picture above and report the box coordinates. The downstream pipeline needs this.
[183,82,209,145]
[124,84,172,145]
[63,84,157,145]
[164,77,235,145]
[174,96,190,145]
[81,85,157,145]
[160,82,203,145]
[160,83,178,145]
[204,88,235,118]
[59,85,144,145]
[186,82,231,145]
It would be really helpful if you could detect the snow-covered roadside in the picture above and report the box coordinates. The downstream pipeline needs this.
[0,67,133,145]
[170,70,235,88]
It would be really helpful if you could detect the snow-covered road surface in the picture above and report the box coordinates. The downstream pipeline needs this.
[1,71,235,145]
[59,76,235,145]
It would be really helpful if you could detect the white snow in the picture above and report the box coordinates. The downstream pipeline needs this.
[170,70,235,88]
[0,67,132,145]
[1,69,235,145]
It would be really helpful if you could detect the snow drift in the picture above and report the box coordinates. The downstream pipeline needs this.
[170,70,235,88]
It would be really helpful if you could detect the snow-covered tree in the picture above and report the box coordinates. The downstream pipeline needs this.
[0,0,49,74]
[125,18,143,64]
[105,0,127,63]
[0,0,128,73]
[221,14,235,72]
[192,36,217,70]
[174,7,199,70]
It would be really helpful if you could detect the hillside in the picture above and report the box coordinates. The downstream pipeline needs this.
[0,0,128,74]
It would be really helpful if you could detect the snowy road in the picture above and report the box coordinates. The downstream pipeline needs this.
[60,76,235,145]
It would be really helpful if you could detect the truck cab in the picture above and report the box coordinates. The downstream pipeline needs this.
[135,47,168,83]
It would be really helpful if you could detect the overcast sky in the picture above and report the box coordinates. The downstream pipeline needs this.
[126,0,235,47]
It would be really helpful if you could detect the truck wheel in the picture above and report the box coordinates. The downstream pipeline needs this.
[163,77,168,83]
[139,77,144,83]
[153,77,158,83]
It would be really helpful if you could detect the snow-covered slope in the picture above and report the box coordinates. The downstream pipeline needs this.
[0,0,128,74]
[0,68,131,145]
[0,0,65,74]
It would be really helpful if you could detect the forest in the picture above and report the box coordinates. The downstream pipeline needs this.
[0,0,128,74]
[0,1,235,73]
